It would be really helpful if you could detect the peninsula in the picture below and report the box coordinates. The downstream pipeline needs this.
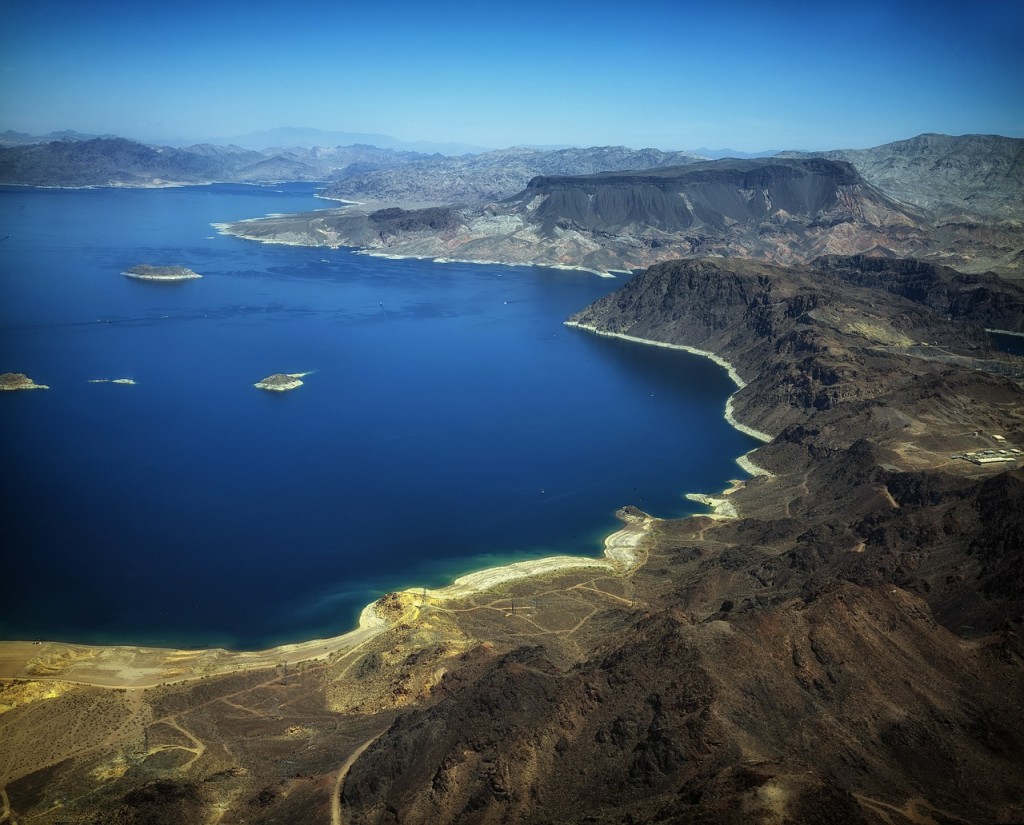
[220,154,1024,279]
[122,264,202,281]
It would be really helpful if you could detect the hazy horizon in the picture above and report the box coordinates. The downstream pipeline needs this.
[2,0,1022,154]
[3,123,1016,158]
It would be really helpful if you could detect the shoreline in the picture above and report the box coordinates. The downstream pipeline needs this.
[563,320,776,445]
[1,298,770,688]
[1,180,330,192]
[212,221,626,278]
[0,513,653,688]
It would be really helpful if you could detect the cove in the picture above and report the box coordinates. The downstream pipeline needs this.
[0,184,759,650]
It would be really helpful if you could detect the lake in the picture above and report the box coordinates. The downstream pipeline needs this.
[0,183,758,649]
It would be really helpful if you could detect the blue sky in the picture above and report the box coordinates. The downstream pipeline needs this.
[1,0,1021,151]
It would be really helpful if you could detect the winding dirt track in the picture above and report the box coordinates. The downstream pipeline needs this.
[332,733,385,825]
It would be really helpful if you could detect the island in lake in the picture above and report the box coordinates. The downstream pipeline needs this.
[122,264,201,281]
[0,372,48,391]
[254,372,306,391]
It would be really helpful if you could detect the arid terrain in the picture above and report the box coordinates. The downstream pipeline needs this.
[2,252,1022,824]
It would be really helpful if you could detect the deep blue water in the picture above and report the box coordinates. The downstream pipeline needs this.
[991,331,1024,356]
[0,184,758,649]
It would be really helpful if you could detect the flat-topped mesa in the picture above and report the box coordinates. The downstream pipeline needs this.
[0,372,48,391]
[516,157,898,235]
[254,373,304,392]
[122,264,201,281]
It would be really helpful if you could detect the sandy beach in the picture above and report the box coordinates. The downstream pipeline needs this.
[0,511,654,690]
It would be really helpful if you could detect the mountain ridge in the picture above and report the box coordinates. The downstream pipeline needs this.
[778,133,1024,221]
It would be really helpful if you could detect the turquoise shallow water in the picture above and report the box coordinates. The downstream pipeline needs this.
[0,183,758,649]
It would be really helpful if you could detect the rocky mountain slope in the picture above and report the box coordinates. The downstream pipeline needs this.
[781,133,1024,221]
[2,255,1022,824]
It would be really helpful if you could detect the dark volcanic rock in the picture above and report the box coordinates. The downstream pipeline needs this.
[814,254,1024,331]
[568,255,1024,441]
[523,157,866,234]
[368,206,461,233]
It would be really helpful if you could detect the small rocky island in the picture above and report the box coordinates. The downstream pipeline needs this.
[254,373,305,392]
[0,372,49,391]
[122,264,201,281]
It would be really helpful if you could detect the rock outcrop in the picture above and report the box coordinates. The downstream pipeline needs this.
[254,373,304,391]
[122,264,201,281]
[0,372,48,390]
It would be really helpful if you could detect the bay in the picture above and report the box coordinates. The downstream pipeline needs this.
[0,184,758,649]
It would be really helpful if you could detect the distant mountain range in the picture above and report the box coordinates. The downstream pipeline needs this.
[199,127,492,156]
[690,146,781,159]
[0,137,428,187]
[320,146,709,204]
[0,127,489,156]
[779,133,1024,221]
